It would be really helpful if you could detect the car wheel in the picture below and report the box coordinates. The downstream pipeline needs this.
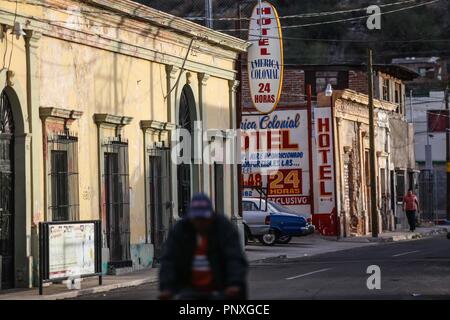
[258,231,277,246]
[276,235,292,244]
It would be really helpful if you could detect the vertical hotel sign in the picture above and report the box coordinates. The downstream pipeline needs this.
[313,107,337,236]
[248,1,284,114]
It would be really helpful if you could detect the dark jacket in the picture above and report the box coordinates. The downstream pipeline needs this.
[159,214,248,294]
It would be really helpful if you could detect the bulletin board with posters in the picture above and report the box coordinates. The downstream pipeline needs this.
[241,109,312,214]
[39,220,102,295]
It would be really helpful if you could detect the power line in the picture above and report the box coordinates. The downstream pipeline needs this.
[7,0,18,72]
[246,35,450,44]
[1,0,423,22]
[1,0,447,49]
[7,12,448,46]
[186,0,421,21]
[218,0,443,32]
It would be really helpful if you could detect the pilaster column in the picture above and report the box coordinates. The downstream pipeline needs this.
[166,65,180,219]
[335,116,346,238]
[228,79,244,246]
[198,73,210,193]
[228,80,240,218]
[14,133,33,288]
[24,29,42,288]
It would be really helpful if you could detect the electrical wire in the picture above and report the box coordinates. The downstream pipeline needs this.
[7,0,18,72]
[164,37,195,99]
[218,0,443,32]
[0,1,447,50]
[246,34,450,43]
[2,25,9,70]
[1,0,423,22]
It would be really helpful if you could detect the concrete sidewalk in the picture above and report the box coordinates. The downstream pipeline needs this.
[0,268,159,300]
[335,226,448,243]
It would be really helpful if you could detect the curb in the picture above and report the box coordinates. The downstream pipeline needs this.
[249,228,448,265]
[47,276,159,300]
[337,228,448,243]
[0,276,159,300]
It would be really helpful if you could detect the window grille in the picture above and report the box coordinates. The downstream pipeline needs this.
[382,78,390,102]
[147,146,171,260]
[102,136,131,263]
[47,132,79,221]
[395,170,406,204]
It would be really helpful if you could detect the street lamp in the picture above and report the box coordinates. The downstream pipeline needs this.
[11,22,26,39]
[325,83,333,97]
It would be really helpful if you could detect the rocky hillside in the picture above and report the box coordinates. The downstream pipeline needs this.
[135,0,450,64]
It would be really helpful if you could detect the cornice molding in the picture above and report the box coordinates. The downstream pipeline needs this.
[140,120,176,132]
[39,107,83,120]
[198,73,210,87]
[0,2,244,81]
[94,113,133,126]
[166,65,180,81]
[228,80,240,93]
[85,0,249,53]
[339,89,397,112]
[24,30,42,49]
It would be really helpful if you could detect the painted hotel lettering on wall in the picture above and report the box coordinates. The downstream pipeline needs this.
[248,1,284,114]
[241,110,311,211]
[314,107,336,215]
[318,117,332,197]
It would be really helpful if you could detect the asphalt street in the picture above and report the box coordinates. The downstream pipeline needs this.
[74,235,450,300]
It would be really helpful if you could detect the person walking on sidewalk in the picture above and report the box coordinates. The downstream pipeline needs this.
[158,193,248,300]
[403,189,419,232]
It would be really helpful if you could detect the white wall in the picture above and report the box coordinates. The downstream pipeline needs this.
[408,91,447,163]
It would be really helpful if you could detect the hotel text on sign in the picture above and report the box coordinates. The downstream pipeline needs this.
[248,1,284,114]
[313,107,336,215]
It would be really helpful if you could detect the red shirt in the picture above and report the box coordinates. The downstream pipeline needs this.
[191,235,214,292]
[403,194,418,211]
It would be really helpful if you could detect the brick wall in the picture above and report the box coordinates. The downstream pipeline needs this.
[241,67,371,109]
[348,70,368,95]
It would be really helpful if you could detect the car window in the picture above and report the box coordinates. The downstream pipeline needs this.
[243,201,258,211]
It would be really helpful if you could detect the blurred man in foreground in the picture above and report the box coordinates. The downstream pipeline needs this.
[159,193,248,300]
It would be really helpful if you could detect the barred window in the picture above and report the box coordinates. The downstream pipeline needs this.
[47,132,79,221]
[102,137,131,263]
[382,78,390,102]
[396,170,406,204]
[147,146,171,260]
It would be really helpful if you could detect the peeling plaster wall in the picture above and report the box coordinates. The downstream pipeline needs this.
[0,0,244,282]
[389,118,416,170]
[334,94,400,236]
[39,36,165,244]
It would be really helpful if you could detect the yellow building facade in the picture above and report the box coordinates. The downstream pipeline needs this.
[0,0,247,288]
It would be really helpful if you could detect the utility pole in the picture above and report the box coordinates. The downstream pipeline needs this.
[409,90,413,123]
[367,48,379,237]
[205,0,213,28]
[446,85,450,221]
[236,1,243,219]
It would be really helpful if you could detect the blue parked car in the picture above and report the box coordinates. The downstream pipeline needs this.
[243,198,315,245]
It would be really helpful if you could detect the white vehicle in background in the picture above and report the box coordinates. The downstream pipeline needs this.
[242,200,272,245]
[243,197,315,246]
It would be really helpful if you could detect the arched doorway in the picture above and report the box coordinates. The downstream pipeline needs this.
[0,90,15,289]
[177,85,196,216]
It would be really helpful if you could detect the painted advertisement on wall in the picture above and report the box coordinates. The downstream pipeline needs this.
[48,223,96,279]
[312,107,338,236]
[241,109,311,214]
